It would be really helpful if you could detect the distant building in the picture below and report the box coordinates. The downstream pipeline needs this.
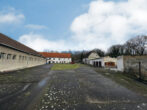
[0,33,46,72]
[82,51,117,68]
[83,52,100,65]
[40,52,72,64]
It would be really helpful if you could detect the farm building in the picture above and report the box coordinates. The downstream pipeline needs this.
[92,56,117,68]
[117,56,147,76]
[82,51,117,68]
[0,33,46,72]
[40,52,72,64]
[83,52,100,65]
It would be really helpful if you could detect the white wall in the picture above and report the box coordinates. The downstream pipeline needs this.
[88,52,100,60]
[47,57,71,64]
[117,56,124,71]
[89,60,94,65]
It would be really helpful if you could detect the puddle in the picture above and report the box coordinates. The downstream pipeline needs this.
[22,84,31,91]
[38,77,49,88]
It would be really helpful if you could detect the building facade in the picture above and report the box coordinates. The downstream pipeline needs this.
[0,33,46,72]
[83,52,100,65]
[82,51,117,68]
[92,56,117,68]
[40,52,72,64]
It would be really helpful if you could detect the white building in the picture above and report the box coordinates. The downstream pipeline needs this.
[92,56,117,68]
[83,52,100,65]
[82,51,117,68]
[40,52,72,64]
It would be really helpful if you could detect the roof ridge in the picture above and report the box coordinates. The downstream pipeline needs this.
[0,33,42,57]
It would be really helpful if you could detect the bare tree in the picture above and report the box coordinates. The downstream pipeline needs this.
[125,35,147,55]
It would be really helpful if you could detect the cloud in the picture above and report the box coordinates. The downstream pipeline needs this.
[19,0,147,51]
[19,33,71,52]
[0,8,25,24]
[70,0,147,51]
[25,24,47,30]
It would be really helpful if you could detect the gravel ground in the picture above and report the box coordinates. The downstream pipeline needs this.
[0,64,147,110]
[36,66,147,110]
[0,64,52,110]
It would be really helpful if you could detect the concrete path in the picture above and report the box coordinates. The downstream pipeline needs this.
[36,66,147,110]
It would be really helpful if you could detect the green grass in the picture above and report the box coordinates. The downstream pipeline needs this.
[51,64,81,70]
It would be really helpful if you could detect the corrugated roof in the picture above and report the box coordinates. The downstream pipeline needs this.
[0,33,42,57]
[40,52,71,58]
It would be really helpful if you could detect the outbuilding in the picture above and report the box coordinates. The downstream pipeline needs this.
[0,33,46,72]
[93,56,117,68]
[83,52,100,65]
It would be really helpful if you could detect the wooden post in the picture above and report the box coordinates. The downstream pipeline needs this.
[139,61,142,81]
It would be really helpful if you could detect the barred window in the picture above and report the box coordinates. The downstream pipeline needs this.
[19,55,22,60]
[7,54,12,59]
[0,53,6,59]
[12,55,16,60]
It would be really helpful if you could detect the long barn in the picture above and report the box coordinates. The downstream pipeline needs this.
[0,33,46,72]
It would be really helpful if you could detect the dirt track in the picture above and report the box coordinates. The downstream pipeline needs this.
[35,66,147,110]
[0,64,147,110]
[0,64,52,110]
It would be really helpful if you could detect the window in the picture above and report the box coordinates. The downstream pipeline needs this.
[22,56,24,60]
[19,55,22,60]
[12,55,16,60]
[7,54,12,59]
[0,53,6,59]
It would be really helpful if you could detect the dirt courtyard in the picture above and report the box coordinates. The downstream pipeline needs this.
[0,64,147,110]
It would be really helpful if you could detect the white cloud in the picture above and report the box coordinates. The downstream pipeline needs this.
[19,0,147,51]
[19,33,71,52]
[25,24,47,30]
[70,0,147,51]
[0,8,25,24]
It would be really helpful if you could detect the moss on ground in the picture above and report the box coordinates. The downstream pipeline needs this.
[94,67,147,96]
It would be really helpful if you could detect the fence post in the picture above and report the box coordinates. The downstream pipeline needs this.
[139,61,142,81]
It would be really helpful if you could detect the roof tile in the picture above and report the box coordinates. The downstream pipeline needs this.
[40,52,71,58]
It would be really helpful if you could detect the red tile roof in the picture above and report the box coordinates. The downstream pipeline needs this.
[40,52,71,58]
[0,33,42,57]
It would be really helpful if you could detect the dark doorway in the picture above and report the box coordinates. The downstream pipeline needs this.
[96,62,99,67]
[99,62,102,67]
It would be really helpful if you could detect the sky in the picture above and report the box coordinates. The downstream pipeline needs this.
[0,0,147,52]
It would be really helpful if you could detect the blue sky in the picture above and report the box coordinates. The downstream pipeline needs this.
[0,0,92,40]
[0,0,147,51]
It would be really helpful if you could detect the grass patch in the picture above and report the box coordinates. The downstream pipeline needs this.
[51,64,81,70]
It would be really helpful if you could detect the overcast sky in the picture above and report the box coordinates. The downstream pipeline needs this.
[0,0,147,52]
